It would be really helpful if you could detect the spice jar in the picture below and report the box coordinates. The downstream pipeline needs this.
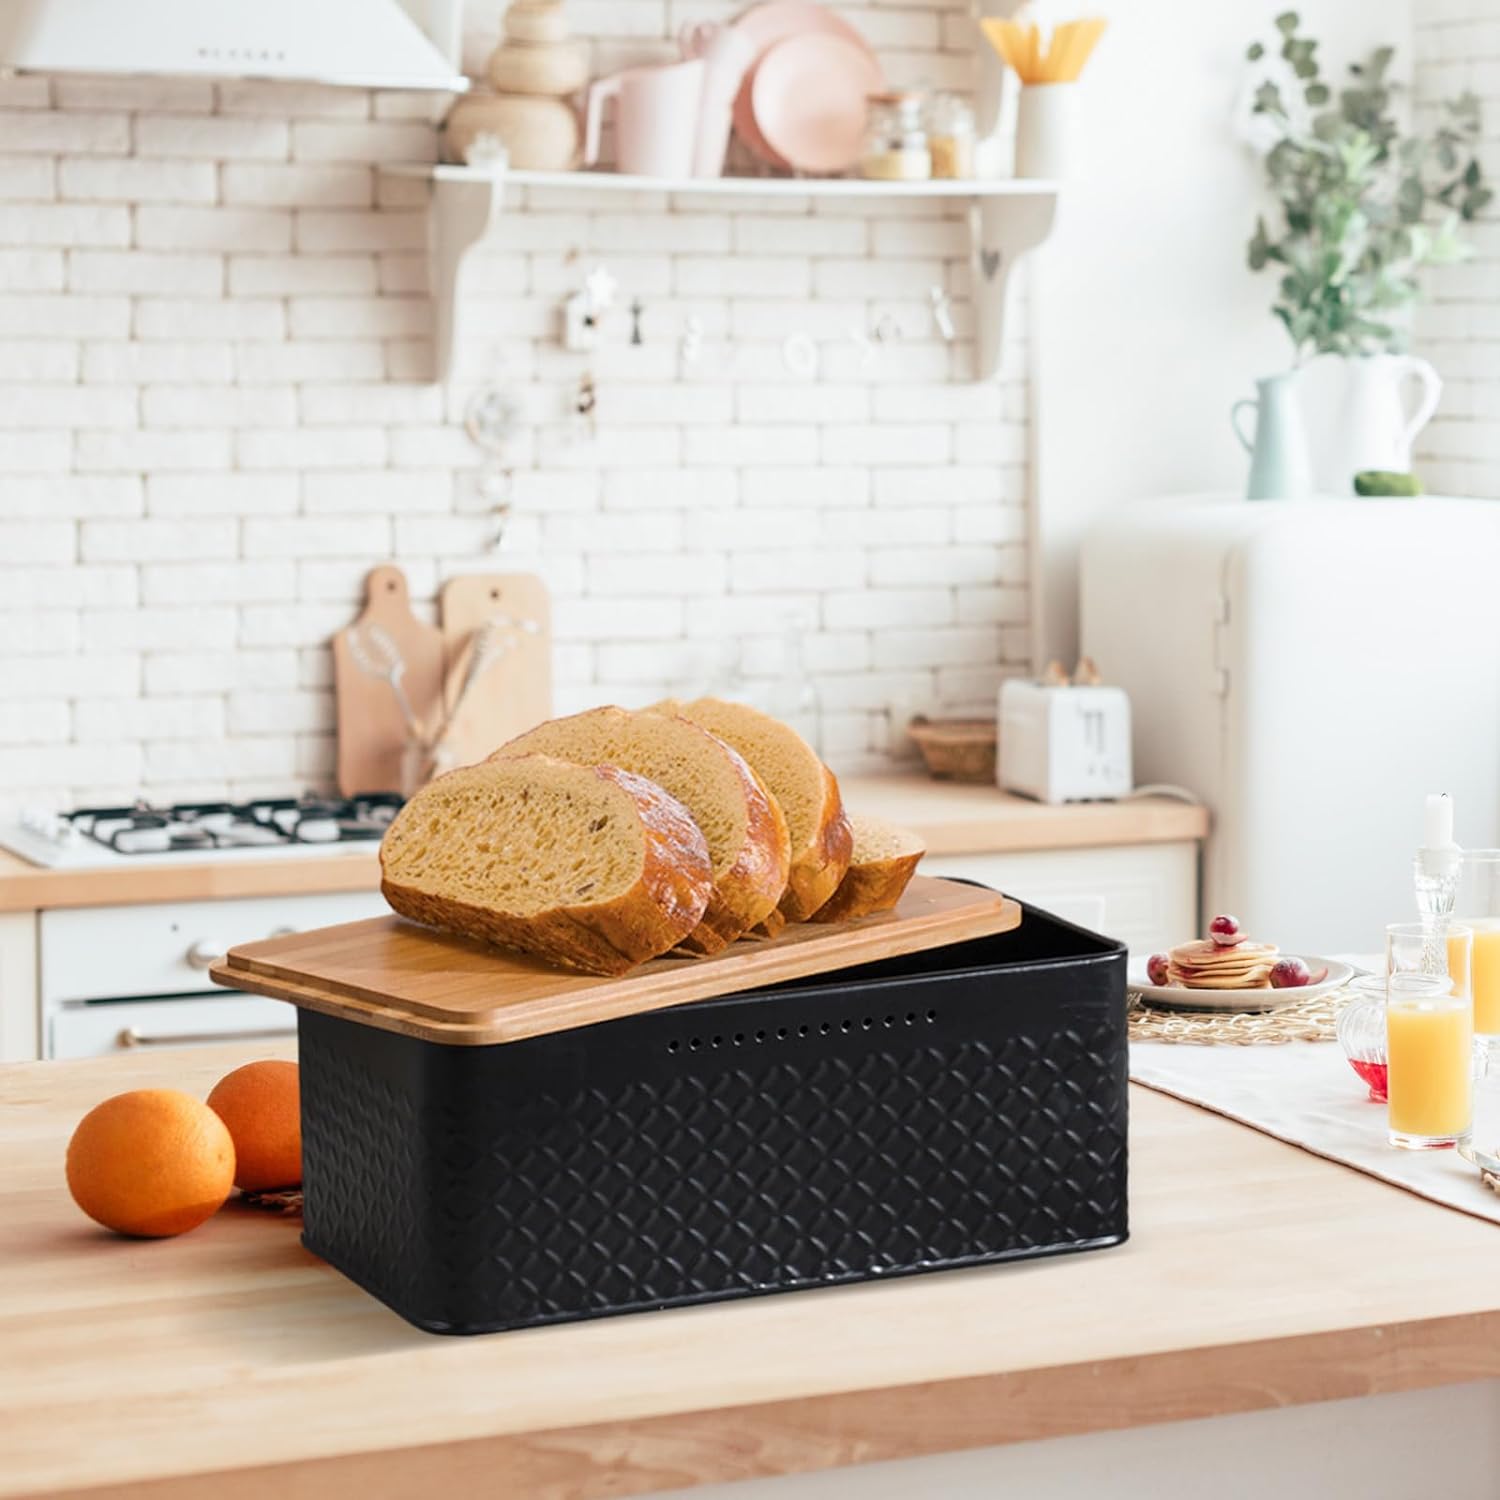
[861,91,931,182]
[926,92,975,180]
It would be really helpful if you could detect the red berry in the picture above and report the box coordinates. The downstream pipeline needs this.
[1209,914,1244,947]
[1146,953,1170,986]
[1269,957,1311,990]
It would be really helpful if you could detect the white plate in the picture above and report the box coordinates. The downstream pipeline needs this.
[1127,954,1355,1013]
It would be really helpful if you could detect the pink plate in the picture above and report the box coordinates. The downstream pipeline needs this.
[731,0,877,168]
[751,34,885,176]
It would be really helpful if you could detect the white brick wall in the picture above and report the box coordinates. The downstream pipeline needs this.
[0,2,1031,812]
[1416,0,1500,493]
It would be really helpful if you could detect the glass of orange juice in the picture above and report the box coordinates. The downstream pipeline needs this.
[1456,851,1500,1047]
[1386,971,1473,1150]
[1386,921,1472,1004]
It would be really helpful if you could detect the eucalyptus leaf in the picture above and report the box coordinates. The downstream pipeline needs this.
[1245,15,1486,358]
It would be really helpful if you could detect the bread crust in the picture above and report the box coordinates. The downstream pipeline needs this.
[492,707,792,955]
[777,760,853,922]
[379,760,712,977]
[808,821,924,923]
[653,697,853,927]
[676,753,791,954]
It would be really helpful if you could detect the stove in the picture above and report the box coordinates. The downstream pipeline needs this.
[1,795,403,870]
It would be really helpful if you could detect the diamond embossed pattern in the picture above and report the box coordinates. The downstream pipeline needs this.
[299,908,1128,1335]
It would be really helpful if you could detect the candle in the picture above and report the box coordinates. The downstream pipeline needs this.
[1424,792,1455,851]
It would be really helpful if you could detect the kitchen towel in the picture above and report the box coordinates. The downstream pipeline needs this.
[1130,1040,1500,1227]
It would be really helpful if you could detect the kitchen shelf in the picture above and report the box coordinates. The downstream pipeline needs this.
[382,164,1059,382]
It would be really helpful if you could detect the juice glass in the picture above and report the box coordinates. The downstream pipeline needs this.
[1386,972,1473,1150]
[1385,921,1472,1004]
[1456,851,1500,1045]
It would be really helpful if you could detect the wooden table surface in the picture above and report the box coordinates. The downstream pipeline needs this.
[5,1041,1498,1500]
[0,778,1207,913]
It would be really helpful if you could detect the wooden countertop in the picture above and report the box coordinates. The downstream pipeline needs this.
[0,847,383,914]
[845,774,1209,856]
[0,778,1206,914]
[5,1042,1497,1500]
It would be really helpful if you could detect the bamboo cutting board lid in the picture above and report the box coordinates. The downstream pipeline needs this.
[211,877,1021,1047]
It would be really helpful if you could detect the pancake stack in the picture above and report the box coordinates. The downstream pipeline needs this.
[1167,938,1279,990]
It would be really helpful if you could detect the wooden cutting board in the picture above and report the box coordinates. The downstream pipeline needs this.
[212,877,1022,1047]
[437,573,551,767]
[334,565,446,797]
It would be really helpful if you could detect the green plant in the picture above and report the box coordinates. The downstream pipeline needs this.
[1246,10,1490,360]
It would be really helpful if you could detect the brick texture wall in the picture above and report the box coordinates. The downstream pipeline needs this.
[1416,0,1500,493]
[0,0,1031,813]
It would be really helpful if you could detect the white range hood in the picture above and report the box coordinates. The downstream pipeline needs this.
[0,0,470,91]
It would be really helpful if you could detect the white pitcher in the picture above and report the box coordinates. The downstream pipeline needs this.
[1322,353,1442,492]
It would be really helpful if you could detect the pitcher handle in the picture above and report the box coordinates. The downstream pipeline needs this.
[1396,355,1442,452]
[1230,397,1259,454]
[583,75,622,169]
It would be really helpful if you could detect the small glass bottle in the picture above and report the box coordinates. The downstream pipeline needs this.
[861,91,931,182]
[926,92,975,179]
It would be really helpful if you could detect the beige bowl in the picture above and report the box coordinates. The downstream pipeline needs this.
[442,93,581,170]
[486,38,589,96]
[504,0,570,45]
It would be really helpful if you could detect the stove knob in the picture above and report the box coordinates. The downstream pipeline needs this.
[269,925,297,939]
[185,940,225,971]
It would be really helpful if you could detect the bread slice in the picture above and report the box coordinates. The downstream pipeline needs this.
[491,706,790,954]
[809,815,925,923]
[657,697,852,922]
[379,755,713,977]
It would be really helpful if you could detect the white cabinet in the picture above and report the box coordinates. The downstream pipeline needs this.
[0,912,38,1063]
[921,842,1198,956]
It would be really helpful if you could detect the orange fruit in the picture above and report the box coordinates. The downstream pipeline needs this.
[207,1060,301,1192]
[66,1089,235,1238]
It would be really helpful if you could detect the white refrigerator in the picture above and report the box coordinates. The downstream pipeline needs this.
[1078,496,1500,955]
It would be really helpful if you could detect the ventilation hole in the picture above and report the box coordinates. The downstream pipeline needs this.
[798,1024,809,1037]
[926,1009,938,1023]
[883,1014,895,1027]
[755,1029,766,1042]
[688,1037,701,1051]
[820,1022,832,1035]
[711,1034,722,1048]
[840,1019,852,1033]
[861,1016,874,1030]
[667,1040,680,1053]
[905,1012,916,1024]
[734,1032,745,1045]
[776,1026,788,1040]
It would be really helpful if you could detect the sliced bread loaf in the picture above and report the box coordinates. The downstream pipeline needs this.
[658,697,853,922]
[491,706,790,954]
[808,814,925,923]
[379,755,712,976]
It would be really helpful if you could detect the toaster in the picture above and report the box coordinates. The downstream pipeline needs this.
[998,676,1133,804]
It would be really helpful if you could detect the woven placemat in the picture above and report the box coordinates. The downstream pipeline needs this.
[1127,986,1346,1045]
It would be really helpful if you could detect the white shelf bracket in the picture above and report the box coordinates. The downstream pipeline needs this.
[426,170,507,384]
[971,191,1056,381]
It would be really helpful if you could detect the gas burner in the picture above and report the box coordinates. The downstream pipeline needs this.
[53,794,406,859]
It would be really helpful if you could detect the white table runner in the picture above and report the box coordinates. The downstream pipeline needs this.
[1130,1039,1500,1226]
